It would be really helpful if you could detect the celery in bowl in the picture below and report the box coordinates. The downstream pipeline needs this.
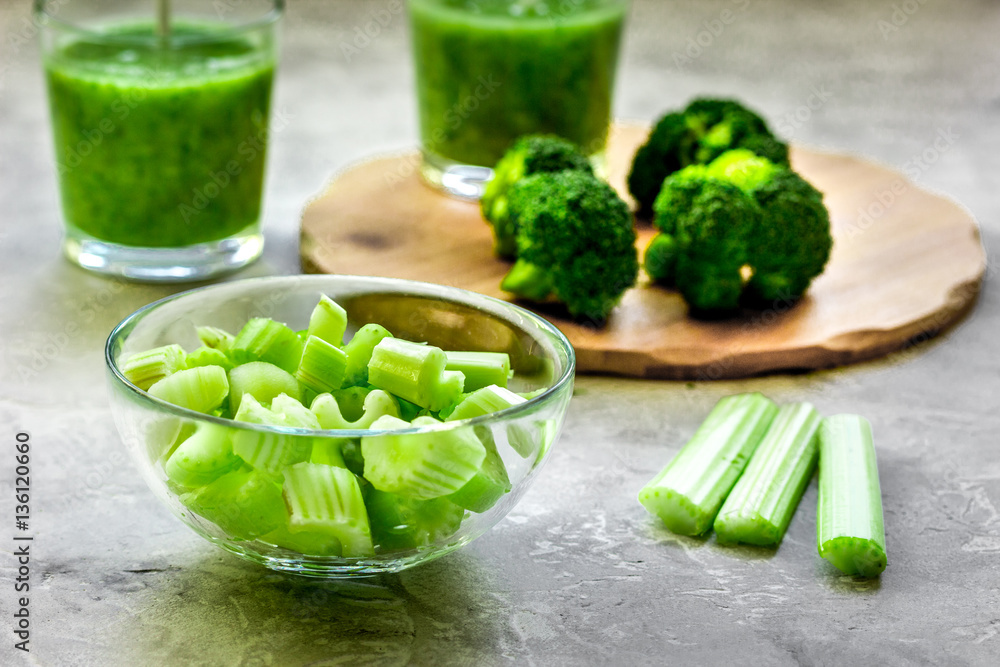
[105,275,575,577]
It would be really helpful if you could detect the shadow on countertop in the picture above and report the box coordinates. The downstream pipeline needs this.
[107,550,505,666]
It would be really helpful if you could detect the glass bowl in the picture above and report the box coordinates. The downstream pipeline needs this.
[105,275,575,577]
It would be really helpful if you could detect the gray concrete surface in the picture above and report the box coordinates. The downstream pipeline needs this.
[2,0,999,664]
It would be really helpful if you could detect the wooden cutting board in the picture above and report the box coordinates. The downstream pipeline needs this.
[300,123,986,380]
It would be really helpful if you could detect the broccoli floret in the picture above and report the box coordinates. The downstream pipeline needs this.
[649,169,761,313]
[627,98,789,216]
[481,135,593,259]
[500,171,639,322]
[643,233,678,285]
[626,112,691,219]
[704,149,832,302]
[645,149,832,315]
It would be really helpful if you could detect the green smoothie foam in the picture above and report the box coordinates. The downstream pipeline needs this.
[410,0,627,168]
[45,23,275,248]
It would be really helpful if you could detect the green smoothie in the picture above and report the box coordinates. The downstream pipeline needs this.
[410,0,627,168]
[44,23,275,248]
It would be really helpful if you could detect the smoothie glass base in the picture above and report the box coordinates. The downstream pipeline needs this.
[420,148,610,201]
[64,227,264,283]
[420,149,495,200]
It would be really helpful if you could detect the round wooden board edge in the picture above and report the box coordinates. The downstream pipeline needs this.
[569,276,984,381]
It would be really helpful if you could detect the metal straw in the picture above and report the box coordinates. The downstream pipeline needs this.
[157,0,171,46]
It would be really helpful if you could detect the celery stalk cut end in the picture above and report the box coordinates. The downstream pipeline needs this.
[819,537,887,577]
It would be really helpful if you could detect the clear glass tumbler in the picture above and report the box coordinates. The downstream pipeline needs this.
[37,0,283,282]
[409,0,629,199]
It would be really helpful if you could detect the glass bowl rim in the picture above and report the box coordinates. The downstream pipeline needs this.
[33,0,286,45]
[105,274,576,439]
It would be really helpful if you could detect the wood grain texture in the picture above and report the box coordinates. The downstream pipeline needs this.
[301,124,986,379]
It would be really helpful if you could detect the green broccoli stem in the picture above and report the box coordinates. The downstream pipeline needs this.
[500,260,554,302]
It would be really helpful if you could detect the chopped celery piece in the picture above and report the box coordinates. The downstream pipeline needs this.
[361,415,486,499]
[148,365,230,414]
[332,386,374,422]
[817,415,887,577]
[367,338,465,412]
[518,388,548,401]
[714,402,821,546]
[307,295,348,346]
[270,393,322,430]
[196,325,235,352]
[445,384,526,422]
[444,351,511,391]
[397,397,423,422]
[310,437,349,468]
[231,317,304,375]
[232,395,312,474]
[164,422,241,489]
[295,335,348,393]
[282,462,374,557]
[447,426,511,513]
[179,468,286,540]
[342,324,393,387]
[311,389,400,429]
[366,489,465,553]
[507,419,554,460]
[123,344,187,390]
[228,361,301,414]
[185,346,234,371]
[155,419,198,470]
[259,524,342,557]
[504,418,559,466]
[436,395,466,420]
[341,440,366,477]
[508,419,559,468]
[638,393,778,536]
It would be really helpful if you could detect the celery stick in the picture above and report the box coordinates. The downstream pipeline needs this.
[231,317,304,375]
[817,415,887,577]
[714,402,821,546]
[282,462,374,557]
[311,389,400,429]
[228,361,301,414]
[638,393,778,536]
[185,346,233,371]
[295,335,348,394]
[123,344,187,390]
[307,295,348,346]
[232,395,312,474]
[164,422,241,488]
[444,351,511,391]
[445,384,526,422]
[366,489,465,553]
[342,324,393,387]
[361,415,486,499]
[179,468,286,540]
[196,325,235,352]
[367,338,465,412]
[447,426,511,513]
[148,365,230,414]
